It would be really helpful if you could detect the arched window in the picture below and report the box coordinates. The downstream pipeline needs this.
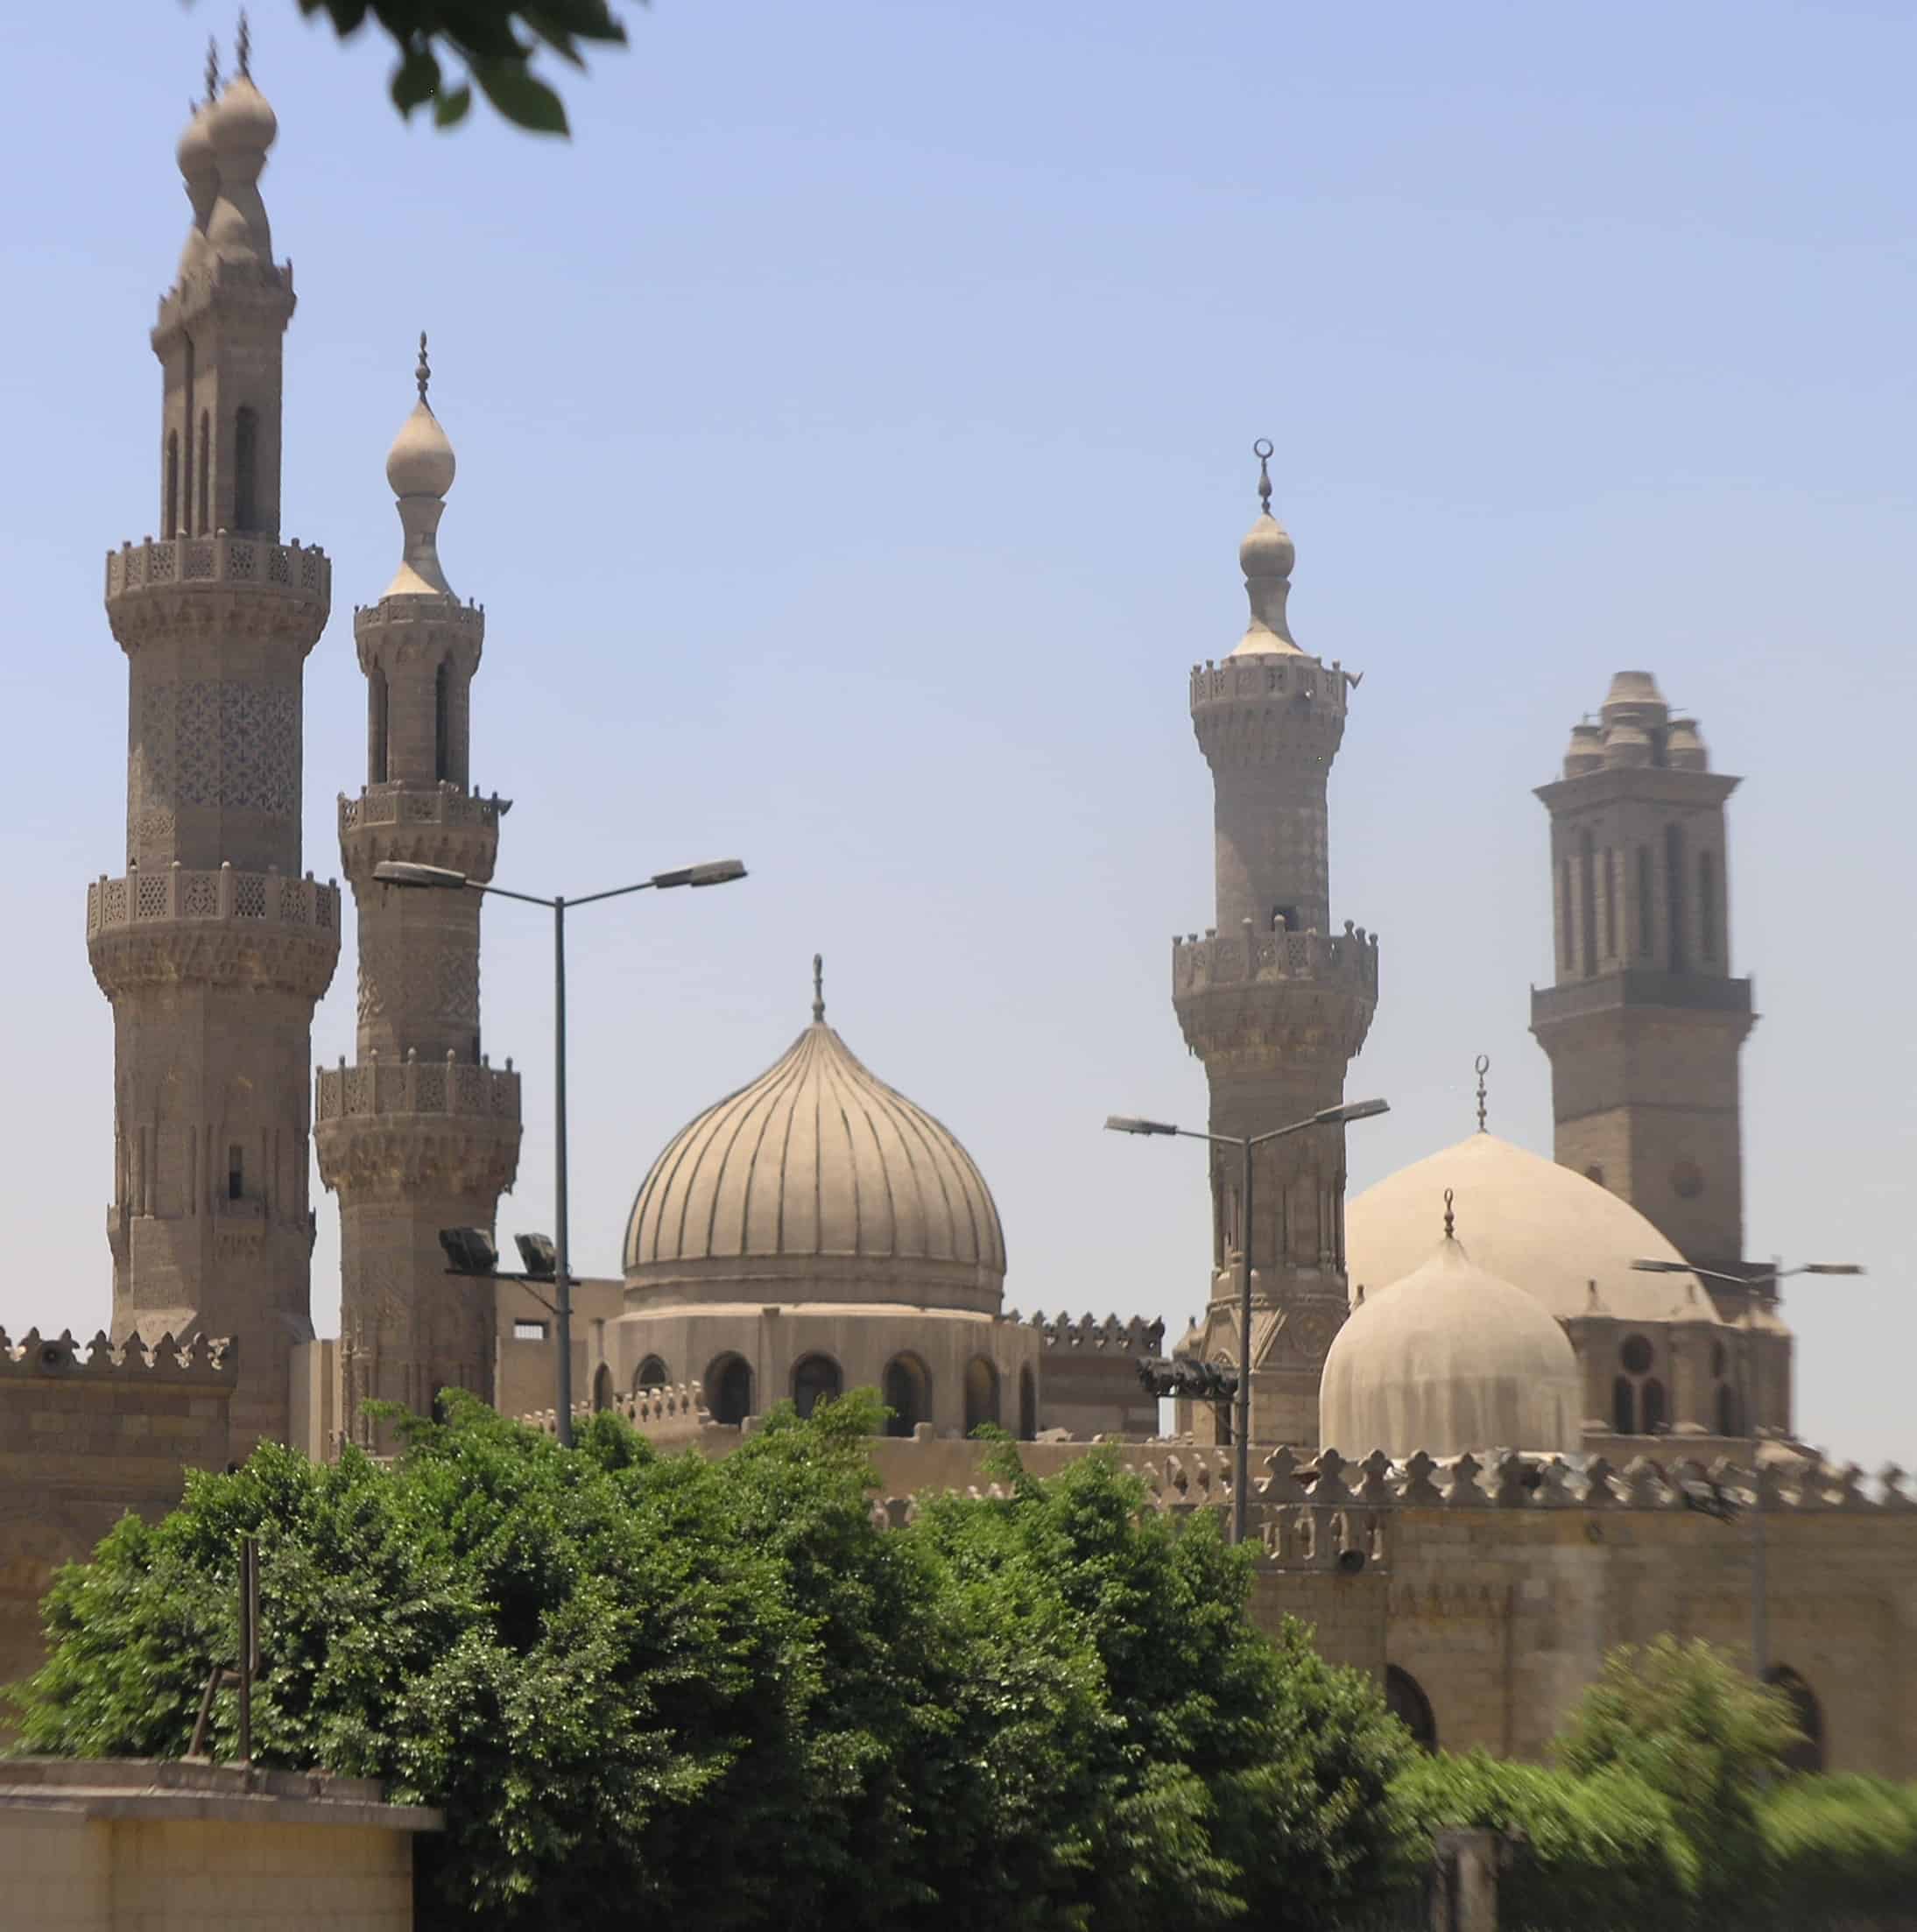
[882,1354,931,1438]
[166,432,180,539]
[369,666,389,785]
[1716,1382,1739,1437]
[1385,1666,1437,1752]
[196,412,211,533]
[1613,1376,1637,1435]
[964,1357,1000,1435]
[1635,844,1653,959]
[1620,1334,1654,1376]
[1018,1364,1038,1442]
[1579,829,1597,977]
[1765,1668,1826,1773]
[227,1143,243,1203]
[708,1354,753,1427]
[632,1355,668,1394]
[434,659,452,783]
[791,1353,842,1421]
[591,1363,613,1414]
[1559,857,1574,972]
[233,405,258,531]
[1604,847,1619,962]
[1665,822,1686,972]
[1699,849,1719,964]
[1642,1378,1667,1434]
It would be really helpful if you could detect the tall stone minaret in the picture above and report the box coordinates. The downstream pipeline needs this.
[1530,672,1755,1277]
[314,340,522,1451]
[1172,456,1379,1447]
[89,48,340,1457]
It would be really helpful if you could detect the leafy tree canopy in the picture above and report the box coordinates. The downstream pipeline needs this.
[11,1393,1415,1932]
[197,3,632,136]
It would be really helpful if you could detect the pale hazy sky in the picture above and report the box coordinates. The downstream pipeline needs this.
[1,2,1910,1465]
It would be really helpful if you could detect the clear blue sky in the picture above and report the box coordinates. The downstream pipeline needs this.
[1,1,1910,1465]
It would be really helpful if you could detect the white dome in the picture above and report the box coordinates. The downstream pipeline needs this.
[1321,1229,1582,1459]
[1346,1132,1718,1326]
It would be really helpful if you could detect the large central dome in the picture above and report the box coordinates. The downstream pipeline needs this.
[622,962,1006,1313]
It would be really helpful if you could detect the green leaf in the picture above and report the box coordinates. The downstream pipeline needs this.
[433,84,474,130]
[390,44,442,117]
[470,55,571,137]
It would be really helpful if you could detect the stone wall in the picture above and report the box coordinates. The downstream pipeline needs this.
[0,1330,234,1686]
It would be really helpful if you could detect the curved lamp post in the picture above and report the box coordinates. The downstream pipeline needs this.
[375,857,747,1445]
[1106,1096,1389,1544]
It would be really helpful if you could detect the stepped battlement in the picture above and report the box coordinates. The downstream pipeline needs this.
[0,1327,235,1385]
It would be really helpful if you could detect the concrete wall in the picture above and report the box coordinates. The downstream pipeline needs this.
[0,1759,439,1931]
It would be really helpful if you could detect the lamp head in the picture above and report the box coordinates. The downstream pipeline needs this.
[1105,1115,1179,1136]
[1316,1096,1390,1127]
[376,861,469,891]
[652,858,748,889]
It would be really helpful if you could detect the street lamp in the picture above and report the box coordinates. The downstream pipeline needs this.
[1106,1096,1390,1545]
[375,856,748,1446]
[1632,1256,1865,1678]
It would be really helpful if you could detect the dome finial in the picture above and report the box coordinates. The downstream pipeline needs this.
[416,330,431,404]
[236,7,251,80]
[1474,1054,1490,1134]
[1443,1188,1456,1241]
[204,35,221,103]
[1253,436,1274,516]
[812,953,825,1023]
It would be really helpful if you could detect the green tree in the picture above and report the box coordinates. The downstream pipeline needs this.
[1552,1635,1806,1920]
[11,1400,1417,1931]
[194,4,631,136]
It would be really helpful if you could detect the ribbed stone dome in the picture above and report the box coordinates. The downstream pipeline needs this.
[623,971,1006,1313]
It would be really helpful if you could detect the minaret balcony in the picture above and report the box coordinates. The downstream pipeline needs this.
[339,784,505,882]
[315,1057,523,1202]
[105,534,329,655]
[1173,922,1378,999]
[86,864,340,1001]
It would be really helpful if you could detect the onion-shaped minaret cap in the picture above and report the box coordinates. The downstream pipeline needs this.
[381,334,459,597]
[1230,438,1303,655]
[385,334,458,501]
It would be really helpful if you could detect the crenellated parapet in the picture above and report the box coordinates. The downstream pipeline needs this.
[0,1327,235,1385]
[1015,1310,1166,1355]
[105,534,329,656]
[87,863,339,1000]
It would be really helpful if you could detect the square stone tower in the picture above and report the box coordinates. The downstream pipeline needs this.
[88,54,339,1457]
[1172,458,1378,1446]
[1529,672,1755,1276]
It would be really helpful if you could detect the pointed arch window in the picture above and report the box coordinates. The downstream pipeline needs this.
[196,412,211,533]
[1665,822,1687,972]
[1579,829,1597,977]
[1018,1364,1038,1442]
[434,659,452,783]
[369,666,390,785]
[233,405,258,531]
[166,433,180,539]
[964,1357,1000,1435]
[1699,849,1720,964]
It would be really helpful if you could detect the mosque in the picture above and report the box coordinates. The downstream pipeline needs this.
[4,53,1913,1774]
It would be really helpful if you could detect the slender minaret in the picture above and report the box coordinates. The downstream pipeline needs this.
[314,338,522,1451]
[89,42,340,1456]
[1172,452,1378,1446]
[1530,672,1756,1276]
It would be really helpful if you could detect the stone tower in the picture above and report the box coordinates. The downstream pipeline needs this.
[314,341,522,1451]
[88,58,340,1457]
[1530,671,1755,1276]
[1172,462,1378,1447]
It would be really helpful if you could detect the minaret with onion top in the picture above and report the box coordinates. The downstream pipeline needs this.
[1170,449,1378,1448]
[90,35,340,1456]
[314,339,522,1452]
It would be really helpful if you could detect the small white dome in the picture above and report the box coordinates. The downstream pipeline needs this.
[1321,1227,1582,1459]
[1347,1132,1718,1326]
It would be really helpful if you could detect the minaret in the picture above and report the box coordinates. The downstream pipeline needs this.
[1171,453,1378,1447]
[314,338,522,1451]
[1530,672,1756,1276]
[89,43,340,1457]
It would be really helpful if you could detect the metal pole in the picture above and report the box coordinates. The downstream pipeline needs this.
[553,895,574,1449]
[1744,1291,1766,1680]
[1234,1134,1252,1547]
[237,1534,257,1766]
